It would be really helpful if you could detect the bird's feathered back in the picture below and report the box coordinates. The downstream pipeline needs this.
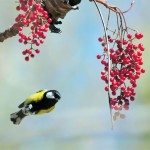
[44,0,72,21]
[18,90,47,108]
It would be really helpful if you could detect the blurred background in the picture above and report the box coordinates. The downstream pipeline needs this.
[0,0,150,150]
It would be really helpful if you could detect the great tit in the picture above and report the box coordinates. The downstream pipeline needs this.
[10,90,61,125]
[43,0,81,33]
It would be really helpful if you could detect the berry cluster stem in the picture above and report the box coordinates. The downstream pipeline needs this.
[93,0,114,129]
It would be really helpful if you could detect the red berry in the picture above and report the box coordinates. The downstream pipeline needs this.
[27,49,32,54]
[141,68,145,73]
[101,75,107,80]
[31,54,35,58]
[35,49,40,54]
[22,50,27,55]
[98,37,103,42]
[25,56,29,61]
[101,71,106,75]
[96,54,101,59]
[48,18,53,23]
[123,39,128,45]
[19,38,23,43]
[101,60,106,65]
[40,39,44,44]
[105,86,109,91]
[138,43,145,51]
[112,91,116,96]
[45,23,50,28]
[16,6,21,11]
[135,33,143,39]
[127,34,132,39]
[110,48,114,53]
[130,96,135,101]
[109,38,113,43]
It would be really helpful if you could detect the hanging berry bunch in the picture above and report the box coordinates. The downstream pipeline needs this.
[97,31,145,120]
[13,0,52,61]
[92,0,145,127]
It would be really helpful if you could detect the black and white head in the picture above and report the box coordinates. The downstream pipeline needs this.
[45,90,61,101]
[65,0,81,6]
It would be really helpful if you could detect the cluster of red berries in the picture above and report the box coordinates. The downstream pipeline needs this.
[13,0,52,61]
[97,31,145,119]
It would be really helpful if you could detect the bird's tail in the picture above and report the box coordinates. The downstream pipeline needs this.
[10,109,27,125]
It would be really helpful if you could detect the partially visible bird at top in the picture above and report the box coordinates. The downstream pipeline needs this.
[43,0,82,33]
[10,89,61,125]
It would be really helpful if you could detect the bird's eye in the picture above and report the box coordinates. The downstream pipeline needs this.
[46,92,55,99]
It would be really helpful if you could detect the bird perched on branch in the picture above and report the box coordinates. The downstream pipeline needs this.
[43,0,81,33]
[10,90,61,125]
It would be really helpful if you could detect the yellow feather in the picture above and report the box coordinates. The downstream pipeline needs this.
[24,90,47,105]
[35,106,55,115]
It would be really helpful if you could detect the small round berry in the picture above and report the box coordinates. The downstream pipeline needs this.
[127,34,132,39]
[16,6,21,11]
[19,38,23,43]
[110,48,114,53]
[135,32,143,39]
[138,43,145,51]
[109,38,113,43]
[112,91,116,96]
[45,23,50,28]
[101,60,106,65]
[130,96,135,101]
[25,56,29,61]
[22,50,27,55]
[98,37,103,42]
[101,71,106,75]
[31,54,35,58]
[105,86,109,91]
[18,27,23,31]
[123,39,128,45]
[35,49,40,54]
[141,68,145,73]
[48,18,53,23]
[96,54,101,59]
[27,49,32,54]
[40,39,44,44]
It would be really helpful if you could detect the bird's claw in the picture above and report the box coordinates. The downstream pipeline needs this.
[49,25,61,33]
[54,21,62,25]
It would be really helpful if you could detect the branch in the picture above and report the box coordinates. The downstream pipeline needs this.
[0,0,73,43]
[95,0,134,14]
[92,0,114,129]
[0,25,18,42]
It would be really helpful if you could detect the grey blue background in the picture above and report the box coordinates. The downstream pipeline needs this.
[0,0,150,150]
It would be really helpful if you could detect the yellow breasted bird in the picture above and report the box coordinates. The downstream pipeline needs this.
[10,90,61,125]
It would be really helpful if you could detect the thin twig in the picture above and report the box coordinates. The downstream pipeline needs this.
[92,0,114,129]
[106,9,111,29]
[95,0,135,14]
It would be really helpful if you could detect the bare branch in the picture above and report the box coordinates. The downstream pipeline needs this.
[0,26,18,42]
[92,0,114,129]
[96,0,135,14]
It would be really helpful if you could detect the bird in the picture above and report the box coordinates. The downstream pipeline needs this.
[10,90,61,125]
[43,0,82,33]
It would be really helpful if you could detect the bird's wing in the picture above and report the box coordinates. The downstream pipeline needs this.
[35,105,55,115]
[18,90,47,108]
